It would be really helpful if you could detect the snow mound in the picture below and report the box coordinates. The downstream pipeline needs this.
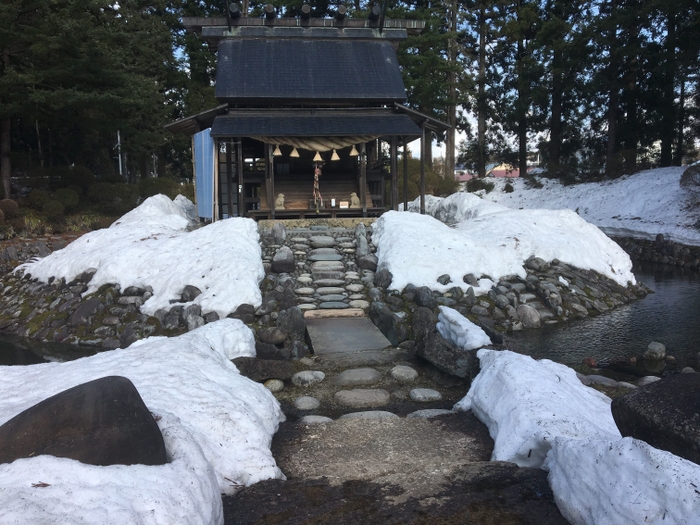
[16,195,264,318]
[437,306,491,350]
[545,436,700,525]
[0,319,285,503]
[0,412,223,525]
[372,207,634,293]
[405,192,508,224]
[482,167,700,246]
[453,349,621,468]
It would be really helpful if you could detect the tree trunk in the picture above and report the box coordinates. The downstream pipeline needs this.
[1,48,10,198]
[445,0,457,182]
[660,8,676,167]
[516,3,528,177]
[477,4,487,178]
[674,77,685,166]
[606,87,619,177]
[549,47,562,175]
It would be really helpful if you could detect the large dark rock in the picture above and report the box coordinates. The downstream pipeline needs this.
[180,285,202,302]
[259,327,288,345]
[228,304,256,324]
[611,373,700,465]
[0,376,166,467]
[276,307,306,343]
[232,357,295,382]
[369,302,400,346]
[271,246,295,274]
[416,330,474,380]
[412,307,438,347]
[255,341,292,361]
[68,298,104,327]
[374,268,393,289]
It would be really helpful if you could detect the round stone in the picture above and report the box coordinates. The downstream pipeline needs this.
[339,411,398,420]
[390,365,418,383]
[334,368,382,387]
[318,294,347,302]
[309,254,343,262]
[315,279,345,287]
[316,287,346,295]
[334,389,390,408]
[410,388,442,402]
[644,341,666,361]
[309,248,340,256]
[292,371,326,387]
[294,396,321,410]
[300,415,333,425]
[346,284,365,293]
[406,409,453,419]
[298,304,318,311]
[297,276,313,284]
[264,379,284,393]
[637,376,662,386]
[309,236,336,248]
[295,287,315,295]
[348,294,365,300]
[348,300,370,310]
[319,302,349,309]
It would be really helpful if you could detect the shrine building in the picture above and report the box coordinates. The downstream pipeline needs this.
[166,4,449,221]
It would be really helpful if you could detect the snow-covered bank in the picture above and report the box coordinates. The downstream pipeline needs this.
[17,195,264,319]
[454,349,621,468]
[480,167,700,247]
[0,319,285,524]
[455,347,700,525]
[375,200,635,293]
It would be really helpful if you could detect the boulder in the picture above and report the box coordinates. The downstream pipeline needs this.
[232,357,295,382]
[415,286,437,309]
[271,246,295,274]
[369,302,400,346]
[611,373,700,465]
[412,307,438,346]
[271,222,287,243]
[229,303,256,324]
[643,341,666,361]
[276,307,306,342]
[259,327,288,345]
[180,285,202,302]
[357,254,378,272]
[255,341,292,361]
[373,267,393,289]
[68,298,104,327]
[415,330,474,380]
[517,304,541,328]
[0,376,166,467]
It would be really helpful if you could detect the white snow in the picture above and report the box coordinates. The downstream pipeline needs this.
[545,437,700,525]
[373,202,635,294]
[455,349,700,525]
[16,194,264,319]
[436,306,491,351]
[453,349,621,468]
[0,319,286,524]
[479,167,700,246]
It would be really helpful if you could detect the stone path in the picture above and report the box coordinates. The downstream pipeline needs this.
[305,317,391,354]
[262,224,374,313]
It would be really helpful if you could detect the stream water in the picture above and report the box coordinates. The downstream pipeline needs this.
[2,261,699,375]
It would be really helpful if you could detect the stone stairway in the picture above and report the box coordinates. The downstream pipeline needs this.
[262,224,375,314]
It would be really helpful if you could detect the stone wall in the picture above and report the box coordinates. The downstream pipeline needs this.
[613,235,700,271]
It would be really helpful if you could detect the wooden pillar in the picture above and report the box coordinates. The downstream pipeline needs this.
[390,136,398,211]
[237,139,244,217]
[268,143,275,220]
[420,124,426,215]
[213,139,220,221]
[403,140,408,211]
[360,142,367,217]
[225,141,234,218]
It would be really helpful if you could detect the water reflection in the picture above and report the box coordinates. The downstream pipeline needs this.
[508,261,700,370]
[0,334,96,366]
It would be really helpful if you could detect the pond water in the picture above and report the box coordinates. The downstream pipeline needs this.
[507,261,700,376]
[2,262,699,376]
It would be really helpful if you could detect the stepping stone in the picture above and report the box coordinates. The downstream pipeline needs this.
[299,415,333,425]
[390,365,418,383]
[336,237,353,242]
[295,287,315,295]
[319,301,349,309]
[410,388,442,402]
[292,371,325,387]
[334,389,390,408]
[310,226,329,231]
[264,379,284,393]
[309,254,343,262]
[348,294,365,300]
[316,287,346,295]
[318,294,347,302]
[309,248,340,256]
[312,271,345,281]
[406,409,454,419]
[305,316,390,352]
[290,237,308,243]
[314,279,345,287]
[312,261,345,270]
[309,236,336,248]
[342,249,356,254]
[303,308,365,320]
[349,300,370,310]
[297,277,313,284]
[292,244,309,251]
[339,411,398,420]
[339,242,355,248]
[346,284,365,293]
[334,368,382,387]
[294,396,321,410]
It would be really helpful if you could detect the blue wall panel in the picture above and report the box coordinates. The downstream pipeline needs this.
[193,129,215,220]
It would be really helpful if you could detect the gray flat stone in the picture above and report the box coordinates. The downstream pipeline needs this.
[290,237,309,243]
[410,388,443,402]
[306,317,392,355]
[309,236,336,248]
[299,415,333,425]
[297,276,313,284]
[339,411,398,420]
[334,368,382,387]
[319,301,349,309]
[335,389,390,408]
[312,261,345,270]
[346,284,365,293]
[264,379,285,393]
[315,279,346,287]
[390,365,418,383]
[406,409,454,419]
[312,271,346,281]
[316,287,346,295]
[295,287,315,296]
[309,254,344,262]
[348,294,366,300]
[318,294,347,302]
[309,248,340,256]
[294,396,321,410]
[298,304,318,311]
[292,371,325,387]
[349,300,370,310]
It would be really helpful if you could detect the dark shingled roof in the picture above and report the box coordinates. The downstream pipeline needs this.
[210,111,422,137]
[215,39,407,103]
